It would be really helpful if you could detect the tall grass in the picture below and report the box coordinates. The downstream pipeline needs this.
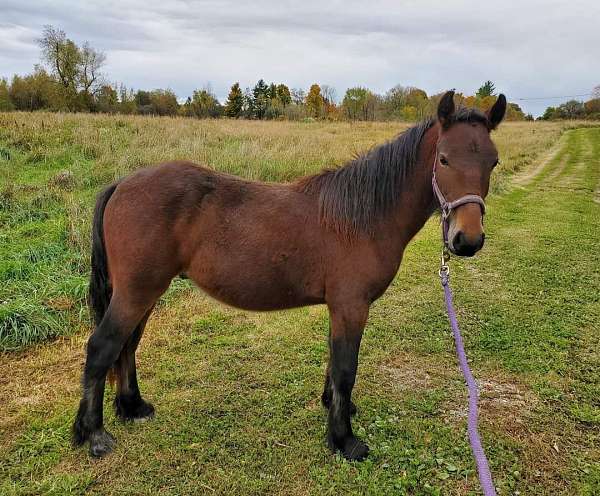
[0,112,577,350]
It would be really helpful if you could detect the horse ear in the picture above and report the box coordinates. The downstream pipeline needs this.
[487,94,507,130]
[437,90,455,128]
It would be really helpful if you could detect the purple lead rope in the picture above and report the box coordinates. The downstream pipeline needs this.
[433,153,496,495]
[440,270,497,496]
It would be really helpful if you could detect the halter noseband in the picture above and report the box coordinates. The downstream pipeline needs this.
[432,151,486,246]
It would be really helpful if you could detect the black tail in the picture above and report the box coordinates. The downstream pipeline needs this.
[89,182,119,327]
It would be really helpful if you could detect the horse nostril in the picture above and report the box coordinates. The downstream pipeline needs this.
[453,231,466,251]
[452,231,484,257]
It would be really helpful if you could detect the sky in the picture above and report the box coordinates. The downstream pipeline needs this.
[1,0,598,116]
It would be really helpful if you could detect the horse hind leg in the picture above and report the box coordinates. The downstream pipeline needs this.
[113,307,155,422]
[72,295,151,457]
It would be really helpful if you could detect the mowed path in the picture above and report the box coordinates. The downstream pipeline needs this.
[1,127,599,495]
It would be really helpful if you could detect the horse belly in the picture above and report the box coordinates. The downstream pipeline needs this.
[187,249,324,311]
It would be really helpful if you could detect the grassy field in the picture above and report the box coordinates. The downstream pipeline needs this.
[0,114,575,350]
[0,113,599,495]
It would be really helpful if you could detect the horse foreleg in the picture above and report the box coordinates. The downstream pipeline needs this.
[321,327,357,416]
[325,303,369,461]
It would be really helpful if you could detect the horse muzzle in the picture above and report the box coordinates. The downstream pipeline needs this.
[448,230,485,257]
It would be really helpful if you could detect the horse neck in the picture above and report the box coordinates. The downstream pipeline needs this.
[387,124,438,253]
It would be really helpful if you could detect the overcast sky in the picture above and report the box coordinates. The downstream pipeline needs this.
[1,0,598,116]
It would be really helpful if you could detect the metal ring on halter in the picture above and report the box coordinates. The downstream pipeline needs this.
[438,246,450,278]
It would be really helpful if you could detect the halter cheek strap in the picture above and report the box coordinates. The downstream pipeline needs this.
[432,155,486,245]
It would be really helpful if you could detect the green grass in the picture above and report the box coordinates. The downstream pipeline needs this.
[0,114,574,350]
[0,114,599,495]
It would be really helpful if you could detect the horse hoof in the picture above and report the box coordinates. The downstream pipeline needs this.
[131,400,155,422]
[89,429,116,458]
[341,437,369,461]
[328,435,369,461]
[115,396,155,422]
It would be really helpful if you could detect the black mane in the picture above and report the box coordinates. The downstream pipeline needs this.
[296,107,489,237]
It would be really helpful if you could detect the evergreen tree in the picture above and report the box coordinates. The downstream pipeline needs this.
[252,79,269,119]
[225,82,244,117]
[476,80,496,98]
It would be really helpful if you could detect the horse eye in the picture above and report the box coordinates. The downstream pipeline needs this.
[439,155,449,166]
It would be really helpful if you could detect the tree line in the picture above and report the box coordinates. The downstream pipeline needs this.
[539,86,600,120]
[5,26,593,122]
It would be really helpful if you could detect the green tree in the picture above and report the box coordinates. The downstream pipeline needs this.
[476,81,496,98]
[8,67,61,111]
[188,88,222,118]
[405,88,428,107]
[342,87,376,121]
[541,106,558,120]
[138,89,179,116]
[557,100,584,119]
[118,84,136,114]
[306,84,324,118]
[506,102,525,121]
[265,99,283,120]
[0,79,14,111]
[95,85,118,113]
[403,87,429,120]
[38,26,79,93]
[400,105,417,121]
[134,90,152,113]
[37,25,106,110]
[252,79,269,119]
[225,82,244,117]
[383,85,409,118]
